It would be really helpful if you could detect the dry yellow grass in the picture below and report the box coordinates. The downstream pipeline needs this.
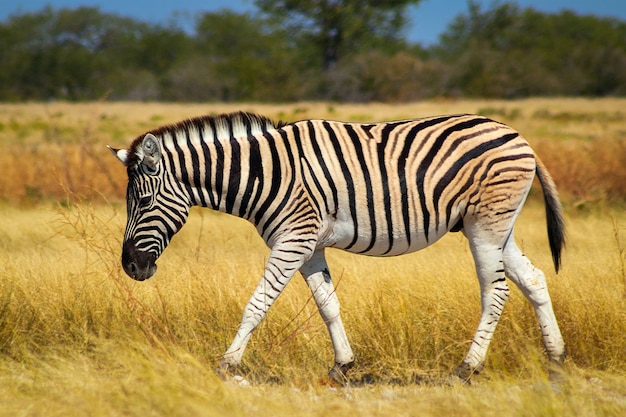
[0,199,625,416]
[1,99,625,415]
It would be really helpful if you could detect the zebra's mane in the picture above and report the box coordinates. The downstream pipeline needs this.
[127,111,282,165]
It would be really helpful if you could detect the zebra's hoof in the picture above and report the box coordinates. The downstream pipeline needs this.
[328,362,354,386]
[216,362,245,382]
[452,362,482,384]
[547,361,568,386]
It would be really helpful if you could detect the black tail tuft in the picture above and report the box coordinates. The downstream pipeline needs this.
[535,158,566,273]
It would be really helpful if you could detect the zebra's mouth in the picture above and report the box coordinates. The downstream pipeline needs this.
[121,241,158,281]
[124,261,157,281]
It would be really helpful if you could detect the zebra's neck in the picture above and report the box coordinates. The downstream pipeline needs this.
[156,112,280,219]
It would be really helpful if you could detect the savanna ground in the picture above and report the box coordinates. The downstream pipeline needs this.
[0,99,625,416]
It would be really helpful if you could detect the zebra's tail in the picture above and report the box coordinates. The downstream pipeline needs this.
[535,157,566,273]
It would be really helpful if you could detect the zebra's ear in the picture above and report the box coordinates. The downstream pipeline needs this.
[138,134,162,170]
[107,145,131,166]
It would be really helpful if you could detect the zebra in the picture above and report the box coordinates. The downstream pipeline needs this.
[108,111,566,384]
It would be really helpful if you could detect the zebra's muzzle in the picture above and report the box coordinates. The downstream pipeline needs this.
[121,240,157,281]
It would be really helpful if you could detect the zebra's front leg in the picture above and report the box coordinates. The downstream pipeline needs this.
[300,250,354,385]
[455,241,510,382]
[219,244,310,377]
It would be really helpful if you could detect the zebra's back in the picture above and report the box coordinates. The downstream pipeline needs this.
[284,114,537,256]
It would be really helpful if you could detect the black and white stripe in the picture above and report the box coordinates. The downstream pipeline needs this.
[110,111,566,383]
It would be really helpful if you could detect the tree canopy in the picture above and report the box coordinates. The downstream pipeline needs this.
[436,1,626,97]
[255,0,422,70]
[0,2,624,102]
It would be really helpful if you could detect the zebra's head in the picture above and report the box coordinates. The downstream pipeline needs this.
[109,133,190,281]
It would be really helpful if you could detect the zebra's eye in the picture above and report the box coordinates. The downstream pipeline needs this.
[141,163,159,176]
[139,195,152,207]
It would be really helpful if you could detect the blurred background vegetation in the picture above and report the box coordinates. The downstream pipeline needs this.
[1,0,625,103]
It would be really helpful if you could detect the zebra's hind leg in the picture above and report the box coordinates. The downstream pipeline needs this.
[455,229,511,382]
[503,236,566,372]
[300,249,355,385]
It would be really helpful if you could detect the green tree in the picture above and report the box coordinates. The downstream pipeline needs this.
[0,6,193,100]
[181,10,305,101]
[116,22,193,100]
[435,1,626,97]
[0,7,136,99]
[2,3,625,101]
[255,0,422,70]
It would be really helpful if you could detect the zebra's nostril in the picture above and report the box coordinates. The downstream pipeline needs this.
[128,262,138,277]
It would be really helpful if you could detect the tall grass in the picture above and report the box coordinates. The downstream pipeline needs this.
[0,200,624,416]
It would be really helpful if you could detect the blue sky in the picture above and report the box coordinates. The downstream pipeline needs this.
[2,0,626,45]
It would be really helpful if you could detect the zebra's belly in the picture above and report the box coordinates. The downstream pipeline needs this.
[319,216,453,257]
